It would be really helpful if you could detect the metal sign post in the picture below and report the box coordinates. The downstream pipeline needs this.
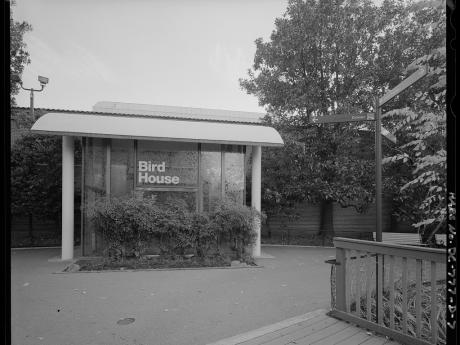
[373,66,427,324]
[375,97,383,242]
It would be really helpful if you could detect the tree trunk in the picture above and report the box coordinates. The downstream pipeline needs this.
[318,200,334,245]
[28,213,34,246]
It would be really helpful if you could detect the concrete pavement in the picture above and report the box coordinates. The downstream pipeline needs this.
[11,246,335,345]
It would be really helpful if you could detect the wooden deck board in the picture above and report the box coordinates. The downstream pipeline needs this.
[238,313,331,345]
[261,317,345,345]
[306,323,363,345]
[357,335,391,345]
[206,310,403,345]
[276,321,351,345]
[333,329,377,345]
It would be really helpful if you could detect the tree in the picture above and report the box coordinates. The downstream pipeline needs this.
[10,0,32,106]
[240,0,445,239]
[261,117,375,241]
[382,46,447,244]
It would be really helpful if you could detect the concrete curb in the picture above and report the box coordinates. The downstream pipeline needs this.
[205,308,328,345]
[55,264,264,274]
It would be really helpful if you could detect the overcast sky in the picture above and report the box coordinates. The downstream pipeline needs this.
[12,0,290,113]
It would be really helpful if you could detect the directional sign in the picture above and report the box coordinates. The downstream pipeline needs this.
[381,126,396,144]
[312,113,375,124]
[379,66,428,106]
[358,125,397,144]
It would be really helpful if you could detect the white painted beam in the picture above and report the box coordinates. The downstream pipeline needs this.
[61,136,74,260]
[251,146,262,258]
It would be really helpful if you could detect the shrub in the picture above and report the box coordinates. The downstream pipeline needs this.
[90,196,263,262]
[210,199,264,259]
[89,197,161,260]
[189,212,216,257]
[154,197,194,256]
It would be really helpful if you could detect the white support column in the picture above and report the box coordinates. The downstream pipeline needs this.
[251,145,262,257]
[62,136,74,260]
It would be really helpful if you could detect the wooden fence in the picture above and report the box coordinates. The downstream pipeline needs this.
[329,237,446,345]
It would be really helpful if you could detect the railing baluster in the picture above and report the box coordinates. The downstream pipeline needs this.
[416,259,422,338]
[354,250,361,317]
[402,257,408,335]
[345,250,351,313]
[332,238,445,345]
[389,255,395,330]
[377,254,383,325]
[366,252,372,321]
[431,261,437,344]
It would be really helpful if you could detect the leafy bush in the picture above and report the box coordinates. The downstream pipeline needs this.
[10,133,82,245]
[210,199,264,259]
[89,197,161,260]
[154,197,194,256]
[189,212,216,258]
[90,196,262,262]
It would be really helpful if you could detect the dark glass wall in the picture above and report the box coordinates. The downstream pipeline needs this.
[200,144,222,212]
[223,145,245,204]
[82,138,107,255]
[110,139,134,197]
[82,139,246,255]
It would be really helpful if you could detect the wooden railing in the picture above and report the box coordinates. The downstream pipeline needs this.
[330,237,446,345]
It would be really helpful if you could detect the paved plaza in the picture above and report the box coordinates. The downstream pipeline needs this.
[11,246,334,345]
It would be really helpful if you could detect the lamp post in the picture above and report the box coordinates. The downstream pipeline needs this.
[14,75,49,120]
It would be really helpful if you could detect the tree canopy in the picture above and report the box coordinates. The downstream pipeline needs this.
[240,0,446,238]
[10,0,32,106]
[382,46,447,242]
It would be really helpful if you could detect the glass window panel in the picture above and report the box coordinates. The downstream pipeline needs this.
[82,138,107,255]
[136,140,198,187]
[224,145,245,204]
[201,144,221,212]
[110,139,134,197]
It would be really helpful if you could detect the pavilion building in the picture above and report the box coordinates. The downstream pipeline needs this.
[30,101,284,260]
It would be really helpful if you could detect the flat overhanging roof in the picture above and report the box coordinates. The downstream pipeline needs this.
[31,112,284,147]
[92,101,266,123]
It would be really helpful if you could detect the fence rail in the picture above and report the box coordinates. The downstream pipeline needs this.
[329,237,446,345]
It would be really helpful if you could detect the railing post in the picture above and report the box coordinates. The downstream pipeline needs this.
[336,247,347,311]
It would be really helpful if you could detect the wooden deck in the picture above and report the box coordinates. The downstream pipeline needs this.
[207,309,401,345]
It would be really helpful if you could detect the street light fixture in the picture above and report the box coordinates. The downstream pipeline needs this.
[14,75,50,120]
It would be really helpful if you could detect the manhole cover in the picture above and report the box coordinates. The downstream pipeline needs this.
[117,317,135,325]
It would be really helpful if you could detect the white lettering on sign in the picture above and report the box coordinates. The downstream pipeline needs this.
[138,161,166,172]
[137,161,179,184]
